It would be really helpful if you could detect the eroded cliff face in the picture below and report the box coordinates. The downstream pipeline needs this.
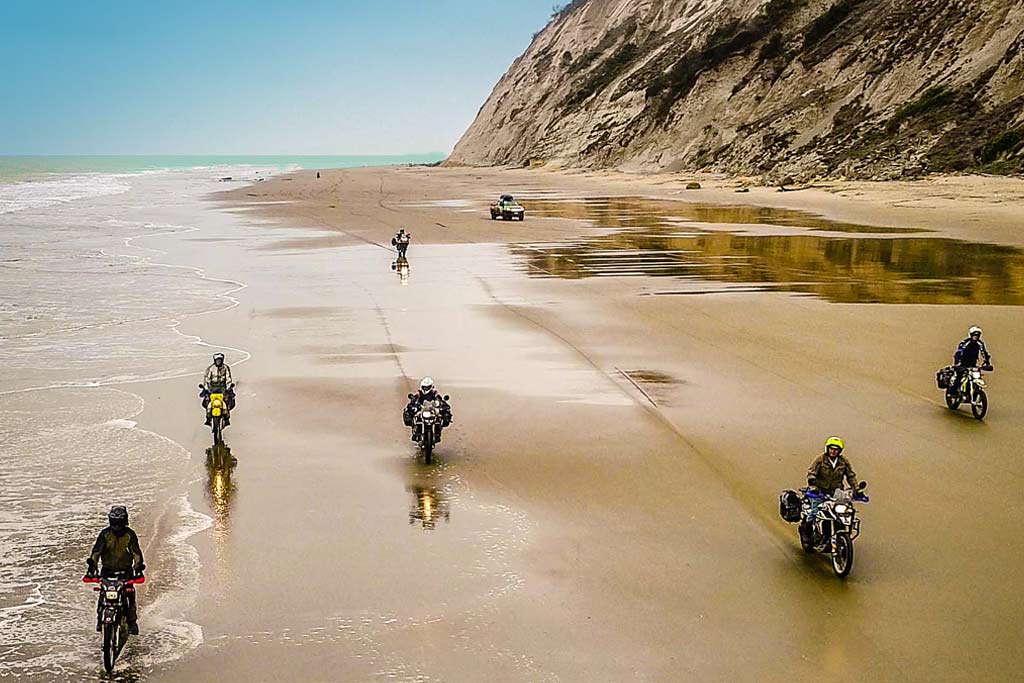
[449,0,1024,179]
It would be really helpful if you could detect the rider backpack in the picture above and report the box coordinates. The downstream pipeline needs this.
[779,490,802,523]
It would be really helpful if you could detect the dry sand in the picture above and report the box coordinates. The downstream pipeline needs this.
[140,166,1023,682]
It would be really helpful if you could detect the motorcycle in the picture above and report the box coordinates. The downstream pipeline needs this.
[199,383,234,445]
[392,234,410,258]
[779,482,869,578]
[82,571,145,673]
[407,393,450,464]
[938,365,991,420]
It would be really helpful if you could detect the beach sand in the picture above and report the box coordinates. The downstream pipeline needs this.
[139,166,1024,681]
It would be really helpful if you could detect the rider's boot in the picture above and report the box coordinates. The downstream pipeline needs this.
[127,601,139,635]
[204,415,212,426]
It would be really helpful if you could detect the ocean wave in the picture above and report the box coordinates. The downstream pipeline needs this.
[0,174,131,214]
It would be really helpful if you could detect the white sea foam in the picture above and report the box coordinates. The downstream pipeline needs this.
[0,168,250,679]
[0,174,131,214]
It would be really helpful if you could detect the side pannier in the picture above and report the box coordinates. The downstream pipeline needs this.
[779,489,802,523]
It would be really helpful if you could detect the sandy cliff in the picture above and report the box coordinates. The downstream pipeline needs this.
[450,0,1024,179]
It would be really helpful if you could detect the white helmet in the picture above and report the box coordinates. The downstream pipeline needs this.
[419,377,435,393]
[968,326,982,338]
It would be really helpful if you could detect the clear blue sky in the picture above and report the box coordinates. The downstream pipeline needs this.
[0,1,560,155]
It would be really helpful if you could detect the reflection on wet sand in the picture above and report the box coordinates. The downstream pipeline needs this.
[408,484,450,530]
[391,256,410,285]
[205,445,237,540]
[513,197,1024,304]
[525,196,925,233]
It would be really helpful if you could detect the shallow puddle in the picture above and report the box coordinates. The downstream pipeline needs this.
[524,196,925,234]
[511,197,1024,305]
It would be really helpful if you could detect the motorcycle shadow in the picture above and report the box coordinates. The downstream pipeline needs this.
[940,404,990,423]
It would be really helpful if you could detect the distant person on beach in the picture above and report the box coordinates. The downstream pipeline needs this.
[316,172,320,179]
[202,352,235,425]
[86,506,145,634]
[392,228,411,257]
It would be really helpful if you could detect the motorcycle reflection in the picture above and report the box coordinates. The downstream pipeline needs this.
[392,256,410,285]
[408,485,450,530]
[206,444,237,527]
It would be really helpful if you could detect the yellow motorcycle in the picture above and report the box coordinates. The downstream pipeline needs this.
[200,383,233,445]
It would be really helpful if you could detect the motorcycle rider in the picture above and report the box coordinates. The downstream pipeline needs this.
[802,437,860,538]
[85,505,145,635]
[953,326,993,389]
[201,352,235,426]
[403,377,452,441]
[392,228,411,257]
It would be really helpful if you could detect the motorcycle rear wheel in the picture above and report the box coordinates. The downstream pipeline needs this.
[971,389,988,420]
[945,389,961,410]
[832,534,854,578]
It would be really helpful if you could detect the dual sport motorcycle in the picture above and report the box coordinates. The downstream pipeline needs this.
[407,393,450,464]
[82,571,145,673]
[780,482,869,578]
[199,383,234,445]
[937,365,991,420]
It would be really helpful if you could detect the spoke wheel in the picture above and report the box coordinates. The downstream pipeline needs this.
[971,389,988,420]
[832,534,854,578]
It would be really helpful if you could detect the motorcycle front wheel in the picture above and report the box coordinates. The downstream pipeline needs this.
[945,389,961,410]
[422,434,433,464]
[212,416,223,445]
[971,389,988,420]
[831,534,854,578]
[102,622,119,673]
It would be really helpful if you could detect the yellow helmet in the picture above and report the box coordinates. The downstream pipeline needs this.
[824,436,845,451]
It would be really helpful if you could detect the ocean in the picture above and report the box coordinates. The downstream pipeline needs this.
[0,155,437,679]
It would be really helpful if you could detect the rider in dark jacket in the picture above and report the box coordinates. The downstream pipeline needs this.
[86,506,145,634]
[403,377,452,439]
[953,326,992,387]
[392,228,411,256]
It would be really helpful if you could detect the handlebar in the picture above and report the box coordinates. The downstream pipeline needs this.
[82,574,145,584]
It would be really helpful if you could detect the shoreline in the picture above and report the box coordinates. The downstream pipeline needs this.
[221,165,1024,249]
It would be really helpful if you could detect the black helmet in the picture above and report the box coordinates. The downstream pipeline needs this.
[108,505,128,529]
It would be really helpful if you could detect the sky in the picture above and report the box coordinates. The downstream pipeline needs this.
[0,1,562,155]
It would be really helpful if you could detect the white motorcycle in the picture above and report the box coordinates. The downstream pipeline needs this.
[780,482,869,578]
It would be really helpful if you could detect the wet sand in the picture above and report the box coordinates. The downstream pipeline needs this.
[140,166,1023,681]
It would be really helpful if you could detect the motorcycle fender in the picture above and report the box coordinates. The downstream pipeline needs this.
[103,608,117,623]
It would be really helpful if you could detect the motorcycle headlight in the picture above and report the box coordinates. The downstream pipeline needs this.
[971,370,982,379]
[105,591,119,600]
[422,411,433,419]
[834,504,849,514]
